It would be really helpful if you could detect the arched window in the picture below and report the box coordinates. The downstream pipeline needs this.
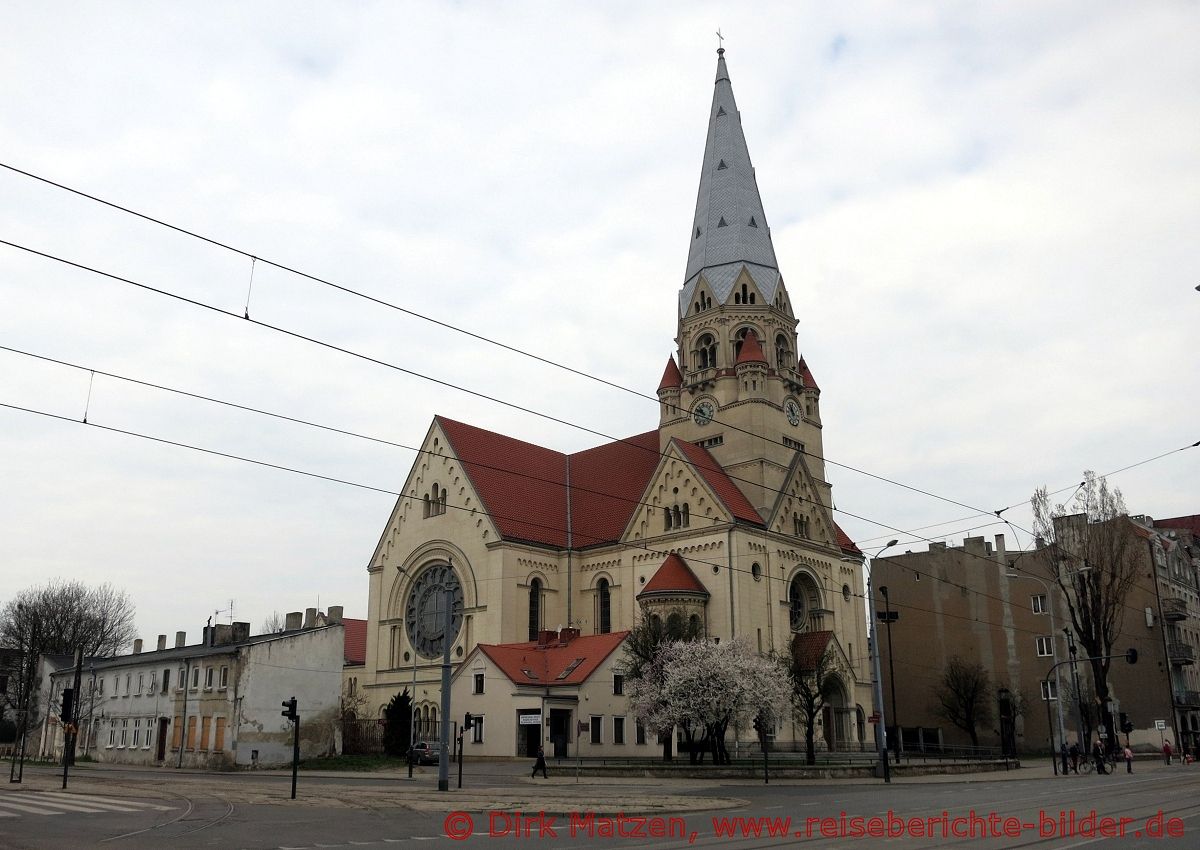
[664,507,673,531]
[681,503,690,528]
[528,578,542,641]
[597,579,611,634]
[733,326,758,360]
[672,506,682,528]
[650,614,663,632]
[775,333,792,369]
[695,334,717,370]
[789,574,812,632]
[667,612,683,634]
[423,494,431,518]
[689,614,700,634]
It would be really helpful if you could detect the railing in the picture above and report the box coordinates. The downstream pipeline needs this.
[1163,598,1188,621]
[1168,642,1195,665]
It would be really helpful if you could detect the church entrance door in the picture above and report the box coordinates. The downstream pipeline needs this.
[549,709,571,759]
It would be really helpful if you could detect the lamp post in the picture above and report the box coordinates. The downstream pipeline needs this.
[865,540,899,783]
[878,586,901,763]
[1005,567,1066,753]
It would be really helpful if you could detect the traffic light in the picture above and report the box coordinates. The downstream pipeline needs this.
[281,697,297,721]
[60,688,75,724]
[463,713,474,730]
[1126,648,1138,665]
[1120,712,1134,735]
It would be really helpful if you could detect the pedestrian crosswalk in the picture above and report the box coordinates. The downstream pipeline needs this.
[0,791,175,818]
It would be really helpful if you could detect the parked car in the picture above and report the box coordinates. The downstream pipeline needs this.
[408,741,442,765]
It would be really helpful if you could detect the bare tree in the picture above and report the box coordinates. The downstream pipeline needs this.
[933,656,993,747]
[1033,471,1137,751]
[260,612,286,635]
[789,633,844,764]
[0,580,137,659]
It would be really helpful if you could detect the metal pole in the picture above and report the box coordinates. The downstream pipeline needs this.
[291,704,299,800]
[865,541,897,783]
[881,587,900,763]
[1044,679,1057,775]
[437,586,453,792]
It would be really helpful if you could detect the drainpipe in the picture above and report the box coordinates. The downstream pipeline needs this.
[565,458,573,627]
[727,526,736,638]
[177,658,190,769]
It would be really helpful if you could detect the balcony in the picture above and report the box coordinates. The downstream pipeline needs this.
[1163,597,1188,621]
[1174,690,1200,707]
[1167,642,1195,666]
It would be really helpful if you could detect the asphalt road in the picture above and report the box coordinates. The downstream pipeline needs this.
[2,760,1197,849]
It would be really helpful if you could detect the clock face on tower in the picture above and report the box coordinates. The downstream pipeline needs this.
[693,399,716,427]
[784,399,801,426]
[404,563,464,659]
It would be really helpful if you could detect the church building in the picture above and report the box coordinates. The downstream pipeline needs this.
[360,49,872,757]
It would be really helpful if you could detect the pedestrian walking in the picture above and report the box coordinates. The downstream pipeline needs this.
[1163,740,1173,766]
[1069,741,1080,774]
[532,746,548,779]
[1092,739,1107,775]
[1124,745,1133,773]
[1060,741,1070,776]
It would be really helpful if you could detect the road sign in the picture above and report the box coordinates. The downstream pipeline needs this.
[1156,719,1167,731]
[868,714,881,724]
[519,713,541,725]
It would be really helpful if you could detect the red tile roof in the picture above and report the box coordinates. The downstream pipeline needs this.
[736,329,767,365]
[672,438,763,525]
[790,629,834,670]
[569,430,662,546]
[343,618,367,666]
[477,630,630,687]
[797,356,820,392]
[639,553,710,598]
[657,356,683,391]
[834,523,862,556]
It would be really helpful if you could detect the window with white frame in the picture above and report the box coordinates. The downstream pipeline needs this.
[108,724,116,747]
[137,673,144,695]
[473,673,484,695]
[472,715,484,744]
[191,667,199,689]
[178,668,185,691]
[1032,594,1048,614]
[1036,636,1053,657]
[97,677,104,696]
[613,716,626,745]
[119,719,128,747]
[1041,680,1058,700]
[148,673,156,694]
[132,718,140,747]
[125,674,131,695]
[613,674,624,695]
[219,666,228,689]
[590,715,602,745]
[636,720,647,745]
[204,667,214,689]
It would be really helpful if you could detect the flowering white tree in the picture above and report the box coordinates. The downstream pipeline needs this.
[628,638,790,765]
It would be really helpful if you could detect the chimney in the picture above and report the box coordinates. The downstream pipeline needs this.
[232,622,250,643]
[156,635,167,652]
[537,629,556,648]
[327,605,343,624]
[175,631,186,648]
[201,626,211,646]
[303,608,317,629]
[285,611,302,631]
[994,534,1007,564]
[557,627,580,646]
[132,639,143,654]
[214,624,233,646]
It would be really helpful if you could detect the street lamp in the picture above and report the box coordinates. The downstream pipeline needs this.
[1005,566,1066,757]
[864,540,899,782]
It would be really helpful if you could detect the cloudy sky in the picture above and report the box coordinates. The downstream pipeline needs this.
[2,2,1197,649]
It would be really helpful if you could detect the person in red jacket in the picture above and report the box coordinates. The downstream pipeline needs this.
[1163,740,1173,765]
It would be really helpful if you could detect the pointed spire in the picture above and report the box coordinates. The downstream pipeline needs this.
[735,329,767,366]
[683,49,779,289]
[657,355,683,392]
[797,355,820,391]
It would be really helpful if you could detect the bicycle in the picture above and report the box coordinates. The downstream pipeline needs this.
[1079,754,1119,775]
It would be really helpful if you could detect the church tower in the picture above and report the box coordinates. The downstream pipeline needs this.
[660,49,829,519]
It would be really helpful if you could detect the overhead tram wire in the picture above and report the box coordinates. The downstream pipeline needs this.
[0,161,1082,526]
[4,238,1193,616]
[5,360,1176,635]
[0,398,1095,643]
[0,237,968,545]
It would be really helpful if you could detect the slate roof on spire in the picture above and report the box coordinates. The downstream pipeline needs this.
[657,356,683,391]
[682,50,779,310]
[735,329,767,365]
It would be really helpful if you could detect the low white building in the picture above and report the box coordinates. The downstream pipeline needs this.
[449,627,655,759]
[39,608,346,768]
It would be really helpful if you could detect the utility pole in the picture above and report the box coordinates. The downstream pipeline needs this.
[879,586,901,763]
[437,584,454,792]
[62,647,83,788]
